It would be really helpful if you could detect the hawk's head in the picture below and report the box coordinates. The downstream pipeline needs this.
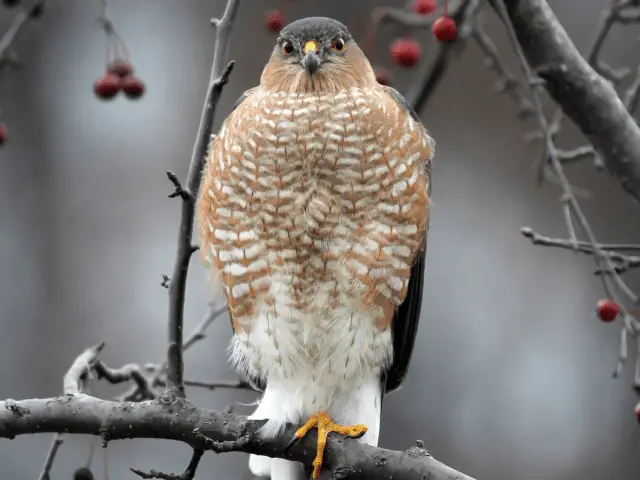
[261,16,376,92]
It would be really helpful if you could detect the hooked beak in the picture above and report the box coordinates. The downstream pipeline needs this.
[302,40,320,75]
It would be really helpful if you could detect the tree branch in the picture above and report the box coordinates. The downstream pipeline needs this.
[0,1,45,66]
[521,227,640,274]
[0,393,475,480]
[63,342,104,395]
[488,0,640,204]
[165,0,239,397]
[490,0,640,383]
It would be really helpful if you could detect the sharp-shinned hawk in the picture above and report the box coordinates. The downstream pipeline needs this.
[197,16,433,480]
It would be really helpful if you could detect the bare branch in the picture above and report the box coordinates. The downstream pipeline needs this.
[0,1,45,66]
[0,394,476,480]
[491,0,640,381]
[94,361,158,399]
[165,0,239,398]
[520,227,640,274]
[489,0,640,204]
[470,6,534,118]
[154,378,252,391]
[193,427,251,453]
[183,304,228,351]
[63,342,105,395]
[624,64,640,113]
[166,171,193,202]
[556,146,596,164]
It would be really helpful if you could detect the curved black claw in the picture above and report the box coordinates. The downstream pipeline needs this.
[285,434,301,453]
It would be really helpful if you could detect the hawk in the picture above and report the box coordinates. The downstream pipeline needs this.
[197,16,433,480]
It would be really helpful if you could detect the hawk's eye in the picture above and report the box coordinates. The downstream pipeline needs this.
[332,38,345,52]
[282,41,294,55]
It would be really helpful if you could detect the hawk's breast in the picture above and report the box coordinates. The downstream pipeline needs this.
[198,87,431,387]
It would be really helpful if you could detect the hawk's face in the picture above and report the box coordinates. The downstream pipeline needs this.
[260,17,376,92]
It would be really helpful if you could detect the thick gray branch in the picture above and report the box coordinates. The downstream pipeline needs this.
[0,395,475,480]
[489,0,640,204]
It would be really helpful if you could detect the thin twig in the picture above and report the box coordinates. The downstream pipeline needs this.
[37,434,64,480]
[470,5,534,118]
[154,378,253,391]
[624,64,640,113]
[165,0,239,398]
[131,449,204,480]
[521,227,640,275]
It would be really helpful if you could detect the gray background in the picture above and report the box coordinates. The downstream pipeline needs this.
[1,0,639,479]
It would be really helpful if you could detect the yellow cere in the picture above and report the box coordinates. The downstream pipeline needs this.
[303,40,318,54]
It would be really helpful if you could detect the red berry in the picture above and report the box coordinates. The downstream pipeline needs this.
[635,403,640,423]
[121,75,145,99]
[265,10,284,32]
[108,59,133,78]
[390,38,421,67]
[94,73,120,99]
[413,0,437,14]
[432,15,457,42]
[374,66,391,86]
[596,299,620,322]
[0,123,7,146]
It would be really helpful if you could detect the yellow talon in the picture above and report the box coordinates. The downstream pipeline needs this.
[294,411,368,480]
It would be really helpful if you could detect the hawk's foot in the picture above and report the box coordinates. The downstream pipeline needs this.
[293,411,367,479]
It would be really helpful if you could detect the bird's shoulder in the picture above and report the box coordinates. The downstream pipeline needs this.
[231,86,260,112]
[379,85,422,125]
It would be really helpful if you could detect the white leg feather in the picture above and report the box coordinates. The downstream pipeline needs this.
[248,384,306,480]
[330,375,382,447]
[247,376,382,479]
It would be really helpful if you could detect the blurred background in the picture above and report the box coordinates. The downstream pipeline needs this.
[1,0,639,478]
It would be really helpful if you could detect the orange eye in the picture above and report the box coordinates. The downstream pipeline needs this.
[332,38,345,52]
[282,41,294,55]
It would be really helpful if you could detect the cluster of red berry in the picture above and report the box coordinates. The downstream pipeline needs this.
[94,60,145,100]
[389,0,457,71]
